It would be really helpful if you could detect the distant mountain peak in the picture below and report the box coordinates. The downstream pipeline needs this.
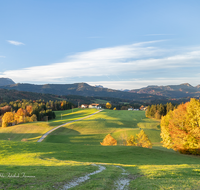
[180,83,192,87]
[147,85,158,88]
[0,78,15,86]
[95,85,104,88]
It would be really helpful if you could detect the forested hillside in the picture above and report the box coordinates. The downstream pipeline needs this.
[0,82,163,101]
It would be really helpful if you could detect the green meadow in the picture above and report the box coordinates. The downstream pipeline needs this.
[0,108,200,189]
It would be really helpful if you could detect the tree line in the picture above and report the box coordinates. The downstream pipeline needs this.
[145,102,176,119]
[0,99,74,127]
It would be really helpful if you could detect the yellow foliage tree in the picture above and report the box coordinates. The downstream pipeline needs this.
[100,134,117,146]
[136,130,152,148]
[2,112,14,127]
[113,107,117,110]
[30,114,37,122]
[14,108,26,124]
[126,135,137,146]
[106,102,112,109]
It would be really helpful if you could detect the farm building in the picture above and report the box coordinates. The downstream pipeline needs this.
[81,104,88,108]
[89,103,101,109]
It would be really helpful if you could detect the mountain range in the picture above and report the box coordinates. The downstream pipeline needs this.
[0,82,161,101]
[0,78,199,102]
[129,83,200,98]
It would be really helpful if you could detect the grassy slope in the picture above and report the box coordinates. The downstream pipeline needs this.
[44,109,161,145]
[0,109,200,189]
[0,108,98,142]
[0,140,200,189]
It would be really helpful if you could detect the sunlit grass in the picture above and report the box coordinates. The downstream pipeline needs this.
[0,140,200,189]
[1,109,200,189]
[45,110,161,144]
[0,108,98,142]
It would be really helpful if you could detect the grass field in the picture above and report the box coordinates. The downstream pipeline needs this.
[0,108,200,189]
[0,108,98,142]
[44,109,161,145]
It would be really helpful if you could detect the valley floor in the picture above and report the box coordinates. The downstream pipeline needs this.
[0,108,199,189]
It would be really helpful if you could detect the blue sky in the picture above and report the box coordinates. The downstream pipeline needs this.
[1,0,200,90]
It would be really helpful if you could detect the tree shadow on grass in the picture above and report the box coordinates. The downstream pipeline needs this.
[0,133,43,142]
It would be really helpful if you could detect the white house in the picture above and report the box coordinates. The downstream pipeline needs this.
[81,104,88,108]
[89,103,99,108]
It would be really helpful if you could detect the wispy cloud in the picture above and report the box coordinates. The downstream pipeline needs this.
[7,40,25,46]
[0,56,6,58]
[0,40,200,89]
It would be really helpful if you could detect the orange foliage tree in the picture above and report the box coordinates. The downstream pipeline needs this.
[26,105,33,116]
[100,134,117,146]
[161,98,200,155]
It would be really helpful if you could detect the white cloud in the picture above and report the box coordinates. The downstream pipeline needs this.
[88,77,200,90]
[1,40,200,87]
[7,40,25,46]
[0,56,5,58]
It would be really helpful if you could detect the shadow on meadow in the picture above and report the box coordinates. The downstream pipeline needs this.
[0,133,43,142]
[0,164,95,190]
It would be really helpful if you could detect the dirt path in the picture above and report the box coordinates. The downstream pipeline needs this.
[62,164,106,190]
[37,110,102,142]
[114,166,130,190]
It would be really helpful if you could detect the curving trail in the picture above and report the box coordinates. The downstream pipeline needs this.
[114,166,130,190]
[62,164,106,190]
[37,110,102,142]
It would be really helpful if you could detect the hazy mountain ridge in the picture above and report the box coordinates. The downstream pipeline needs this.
[1,78,199,101]
[0,82,163,101]
[129,83,200,98]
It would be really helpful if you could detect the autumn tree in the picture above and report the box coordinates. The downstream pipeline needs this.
[26,105,33,116]
[106,102,112,109]
[161,98,200,155]
[100,134,117,146]
[126,135,136,146]
[14,108,26,124]
[2,112,14,127]
[30,114,37,122]
[136,130,152,148]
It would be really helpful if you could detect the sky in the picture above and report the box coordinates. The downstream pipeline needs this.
[1,0,200,90]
